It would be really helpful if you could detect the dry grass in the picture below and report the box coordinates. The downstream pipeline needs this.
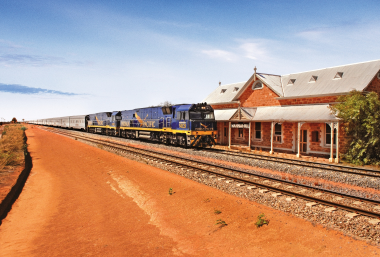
[0,124,27,172]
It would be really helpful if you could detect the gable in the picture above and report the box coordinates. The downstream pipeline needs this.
[238,80,281,107]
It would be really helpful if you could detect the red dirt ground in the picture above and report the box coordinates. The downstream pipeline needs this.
[0,127,379,256]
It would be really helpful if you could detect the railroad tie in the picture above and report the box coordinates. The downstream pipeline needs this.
[247,186,256,190]
[271,193,282,198]
[306,202,318,207]
[324,207,337,213]
[345,213,360,219]
[369,219,380,225]
[236,183,245,187]
[286,197,296,201]
[259,189,269,193]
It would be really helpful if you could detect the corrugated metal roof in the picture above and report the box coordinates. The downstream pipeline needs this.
[256,73,283,96]
[214,108,238,121]
[252,104,338,122]
[201,59,380,104]
[202,82,246,104]
[281,59,380,97]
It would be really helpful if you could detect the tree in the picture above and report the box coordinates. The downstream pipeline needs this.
[11,117,17,123]
[330,90,380,165]
[158,101,173,107]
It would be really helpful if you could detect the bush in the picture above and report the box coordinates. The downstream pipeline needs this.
[255,213,269,228]
[0,125,27,171]
[330,91,380,165]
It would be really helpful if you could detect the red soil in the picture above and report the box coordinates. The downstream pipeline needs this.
[0,127,379,256]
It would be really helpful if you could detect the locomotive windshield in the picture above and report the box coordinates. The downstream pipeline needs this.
[189,112,214,120]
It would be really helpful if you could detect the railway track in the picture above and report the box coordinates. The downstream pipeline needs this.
[202,148,380,178]
[42,127,380,220]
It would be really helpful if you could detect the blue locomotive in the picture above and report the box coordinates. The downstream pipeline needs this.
[86,103,217,147]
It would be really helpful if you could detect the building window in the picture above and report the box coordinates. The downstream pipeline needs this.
[252,81,263,90]
[325,124,336,145]
[334,72,343,79]
[233,87,239,92]
[224,127,227,137]
[377,71,380,80]
[309,76,318,83]
[255,122,261,140]
[238,128,243,138]
[287,79,296,85]
[274,123,282,142]
[220,89,227,94]
[311,131,319,142]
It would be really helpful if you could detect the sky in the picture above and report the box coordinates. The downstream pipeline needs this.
[1,0,380,121]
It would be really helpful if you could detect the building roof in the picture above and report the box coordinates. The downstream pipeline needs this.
[214,104,338,122]
[281,59,380,98]
[252,104,338,122]
[214,108,238,121]
[202,81,246,104]
[203,59,380,104]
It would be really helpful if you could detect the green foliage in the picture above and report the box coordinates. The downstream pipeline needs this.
[214,209,222,215]
[20,126,28,131]
[255,213,269,228]
[330,91,380,165]
[168,188,173,195]
[215,219,227,226]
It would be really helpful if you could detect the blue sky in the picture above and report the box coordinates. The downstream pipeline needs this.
[1,0,380,121]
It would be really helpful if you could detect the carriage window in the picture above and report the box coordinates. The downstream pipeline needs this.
[238,128,243,138]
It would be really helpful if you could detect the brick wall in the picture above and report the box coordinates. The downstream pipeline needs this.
[239,82,281,107]
[250,122,294,150]
[279,95,339,106]
[211,103,239,110]
[231,128,249,145]
[364,76,380,95]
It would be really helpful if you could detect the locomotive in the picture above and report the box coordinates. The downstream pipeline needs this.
[87,103,217,147]
[28,103,217,148]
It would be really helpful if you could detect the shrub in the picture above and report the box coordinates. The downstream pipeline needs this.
[330,91,380,165]
[255,213,269,228]
[216,219,227,227]
[168,188,173,195]
[214,209,222,215]
[0,125,27,171]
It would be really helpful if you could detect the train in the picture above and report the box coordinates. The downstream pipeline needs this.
[27,103,217,147]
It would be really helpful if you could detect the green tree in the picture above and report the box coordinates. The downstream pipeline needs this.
[11,117,17,123]
[330,90,380,165]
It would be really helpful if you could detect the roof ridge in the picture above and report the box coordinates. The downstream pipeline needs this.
[282,59,380,76]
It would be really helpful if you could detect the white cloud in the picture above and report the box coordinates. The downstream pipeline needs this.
[201,49,236,61]
[239,42,267,60]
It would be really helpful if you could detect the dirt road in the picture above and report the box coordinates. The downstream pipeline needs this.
[0,127,379,256]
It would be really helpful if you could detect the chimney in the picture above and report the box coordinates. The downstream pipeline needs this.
[219,81,221,86]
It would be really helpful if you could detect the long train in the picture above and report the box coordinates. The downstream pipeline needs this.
[27,103,217,147]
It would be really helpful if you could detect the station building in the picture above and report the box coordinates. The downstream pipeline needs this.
[202,59,380,162]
